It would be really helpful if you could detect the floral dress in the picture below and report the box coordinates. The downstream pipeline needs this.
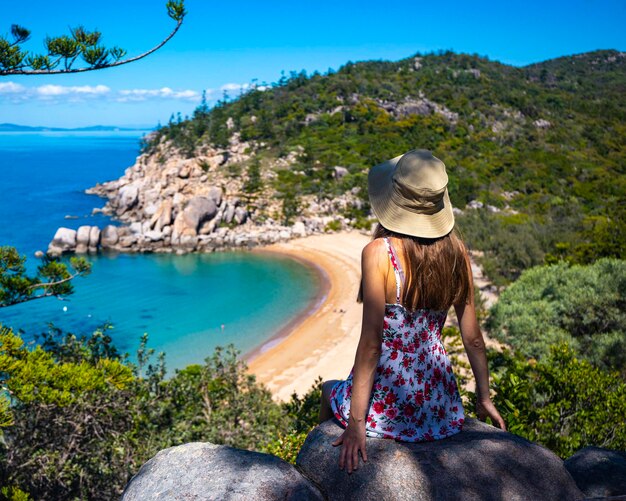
[330,237,465,442]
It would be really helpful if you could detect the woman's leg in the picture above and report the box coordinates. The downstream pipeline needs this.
[319,379,340,423]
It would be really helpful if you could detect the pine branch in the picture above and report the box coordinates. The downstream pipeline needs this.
[0,0,185,75]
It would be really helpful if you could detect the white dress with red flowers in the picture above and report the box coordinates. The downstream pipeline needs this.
[330,237,465,442]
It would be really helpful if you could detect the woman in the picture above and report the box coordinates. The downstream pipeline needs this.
[319,149,506,474]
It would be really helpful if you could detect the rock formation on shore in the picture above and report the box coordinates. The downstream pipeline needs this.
[121,418,626,500]
[46,131,365,256]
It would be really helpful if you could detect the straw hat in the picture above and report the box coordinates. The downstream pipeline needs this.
[368,149,454,238]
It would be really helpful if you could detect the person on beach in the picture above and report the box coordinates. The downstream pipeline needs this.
[319,149,506,473]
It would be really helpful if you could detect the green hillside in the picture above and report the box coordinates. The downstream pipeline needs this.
[145,49,626,283]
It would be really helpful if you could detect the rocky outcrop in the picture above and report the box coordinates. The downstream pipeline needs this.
[47,129,366,255]
[564,446,626,498]
[122,419,617,501]
[296,418,584,501]
[47,225,105,256]
[533,118,552,129]
[121,442,323,501]
[376,92,459,124]
[85,132,256,251]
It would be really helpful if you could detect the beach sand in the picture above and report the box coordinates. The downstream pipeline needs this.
[247,231,370,401]
[247,231,504,401]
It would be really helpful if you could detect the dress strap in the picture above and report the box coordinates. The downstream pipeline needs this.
[383,237,405,304]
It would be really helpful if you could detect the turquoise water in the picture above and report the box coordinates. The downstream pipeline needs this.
[0,132,319,369]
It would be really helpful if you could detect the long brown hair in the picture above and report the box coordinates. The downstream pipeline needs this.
[359,224,471,311]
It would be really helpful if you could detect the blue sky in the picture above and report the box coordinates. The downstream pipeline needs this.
[1,0,625,128]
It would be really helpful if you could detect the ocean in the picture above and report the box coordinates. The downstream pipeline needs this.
[0,132,319,370]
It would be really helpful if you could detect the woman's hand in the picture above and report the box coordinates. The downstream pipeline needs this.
[332,417,368,474]
[476,398,506,430]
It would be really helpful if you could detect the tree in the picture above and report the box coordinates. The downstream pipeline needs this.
[0,246,91,308]
[242,157,264,212]
[0,1,186,75]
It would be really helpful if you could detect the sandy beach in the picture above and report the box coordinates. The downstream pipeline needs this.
[247,231,503,401]
[247,231,370,401]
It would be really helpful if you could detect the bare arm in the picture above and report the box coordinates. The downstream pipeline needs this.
[332,240,387,472]
[454,253,506,430]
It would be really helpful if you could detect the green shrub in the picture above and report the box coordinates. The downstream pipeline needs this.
[487,259,626,374]
[488,344,626,458]
[0,327,294,500]
[261,431,310,464]
[324,220,342,232]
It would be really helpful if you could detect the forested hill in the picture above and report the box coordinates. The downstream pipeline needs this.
[145,49,626,283]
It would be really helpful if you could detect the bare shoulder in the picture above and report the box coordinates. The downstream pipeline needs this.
[362,238,387,260]
[361,238,388,271]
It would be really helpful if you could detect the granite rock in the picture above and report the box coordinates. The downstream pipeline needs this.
[88,226,101,249]
[296,418,584,501]
[100,225,119,248]
[47,227,77,256]
[564,446,626,498]
[117,184,139,212]
[76,225,91,246]
[183,196,218,235]
[122,442,324,501]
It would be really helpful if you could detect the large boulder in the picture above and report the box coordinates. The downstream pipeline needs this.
[122,442,323,501]
[180,196,218,236]
[47,227,77,256]
[100,225,119,248]
[117,184,139,212]
[224,203,236,224]
[150,199,173,232]
[296,418,584,501]
[88,226,100,250]
[292,221,307,238]
[234,207,247,225]
[171,211,187,242]
[206,186,222,206]
[75,225,91,253]
[564,446,626,498]
[76,225,91,246]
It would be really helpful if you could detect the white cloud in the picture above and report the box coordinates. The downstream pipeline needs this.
[0,83,202,104]
[116,87,200,102]
[220,82,250,93]
[0,82,25,94]
[0,81,263,106]
[36,84,110,97]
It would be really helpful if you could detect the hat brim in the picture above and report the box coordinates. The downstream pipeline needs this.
[368,155,455,239]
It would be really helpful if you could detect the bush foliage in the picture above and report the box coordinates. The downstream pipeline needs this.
[488,344,626,458]
[0,326,321,500]
[487,259,626,374]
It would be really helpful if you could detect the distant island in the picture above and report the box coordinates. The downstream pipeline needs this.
[0,123,152,132]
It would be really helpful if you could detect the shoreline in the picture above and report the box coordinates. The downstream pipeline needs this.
[246,231,371,401]
[243,250,331,363]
